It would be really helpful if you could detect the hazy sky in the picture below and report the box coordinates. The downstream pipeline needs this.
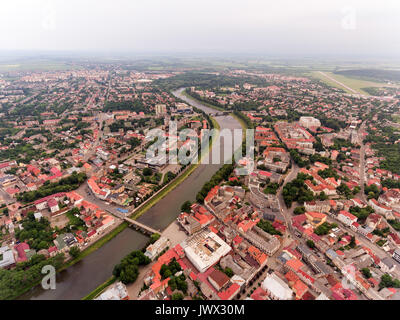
[0,0,399,56]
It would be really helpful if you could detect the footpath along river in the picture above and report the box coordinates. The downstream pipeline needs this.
[19,88,242,300]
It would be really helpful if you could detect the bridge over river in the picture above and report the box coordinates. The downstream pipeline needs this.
[109,209,160,235]
[19,88,242,300]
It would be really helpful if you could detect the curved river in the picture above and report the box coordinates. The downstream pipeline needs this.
[19,88,242,300]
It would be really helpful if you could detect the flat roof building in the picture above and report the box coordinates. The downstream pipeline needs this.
[182,229,231,273]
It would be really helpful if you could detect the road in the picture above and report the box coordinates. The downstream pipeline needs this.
[277,161,300,230]
[358,121,368,202]
[21,87,242,300]
[82,112,106,163]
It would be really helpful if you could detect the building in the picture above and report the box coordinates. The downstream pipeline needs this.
[246,225,280,256]
[304,200,330,213]
[182,229,231,273]
[305,211,327,228]
[208,269,230,291]
[144,237,170,261]
[95,282,129,300]
[0,246,15,269]
[87,177,109,200]
[299,116,321,129]
[261,272,293,300]
[393,249,400,264]
[54,233,77,251]
[155,104,167,116]
[337,210,358,226]
[380,257,396,273]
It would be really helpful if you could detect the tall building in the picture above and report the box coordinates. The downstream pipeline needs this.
[299,116,321,129]
[155,104,167,116]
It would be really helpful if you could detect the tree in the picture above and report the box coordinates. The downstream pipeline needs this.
[112,250,150,283]
[143,168,152,176]
[361,268,371,279]
[69,246,80,259]
[119,264,139,284]
[314,222,337,235]
[294,206,305,215]
[318,191,328,201]
[257,219,282,236]
[150,233,161,244]
[352,186,361,195]
[224,267,234,277]
[337,183,352,199]
[349,236,356,248]
[365,184,380,199]
[171,293,184,300]
[306,240,315,249]
[379,274,400,289]
[180,201,192,213]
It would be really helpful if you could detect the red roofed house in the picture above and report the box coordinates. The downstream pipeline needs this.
[338,210,357,226]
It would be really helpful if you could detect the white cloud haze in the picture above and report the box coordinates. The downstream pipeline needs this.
[0,0,399,56]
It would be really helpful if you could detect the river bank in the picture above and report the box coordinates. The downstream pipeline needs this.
[19,88,242,300]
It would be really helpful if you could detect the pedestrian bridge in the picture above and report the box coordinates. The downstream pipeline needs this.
[124,217,159,235]
[106,210,159,235]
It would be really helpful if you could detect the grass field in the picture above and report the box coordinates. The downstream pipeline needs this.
[309,71,396,95]
[0,60,81,72]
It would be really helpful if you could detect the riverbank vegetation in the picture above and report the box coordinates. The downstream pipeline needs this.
[112,250,151,284]
[82,276,116,300]
[196,164,234,203]
[0,253,65,300]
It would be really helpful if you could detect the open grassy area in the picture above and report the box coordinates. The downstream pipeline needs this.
[0,61,81,72]
[309,71,393,95]
[309,71,353,94]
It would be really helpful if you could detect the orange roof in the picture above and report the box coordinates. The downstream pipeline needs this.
[102,215,114,225]
[237,219,258,233]
[67,191,83,202]
[285,270,300,283]
[286,258,304,272]
[204,186,219,203]
[83,163,92,170]
[209,226,218,234]
[293,279,308,299]
[339,210,357,221]
[248,246,267,265]
[217,283,240,300]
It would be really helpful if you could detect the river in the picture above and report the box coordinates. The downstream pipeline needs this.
[19,88,242,300]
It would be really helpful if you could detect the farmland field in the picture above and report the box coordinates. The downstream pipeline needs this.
[309,71,398,95]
